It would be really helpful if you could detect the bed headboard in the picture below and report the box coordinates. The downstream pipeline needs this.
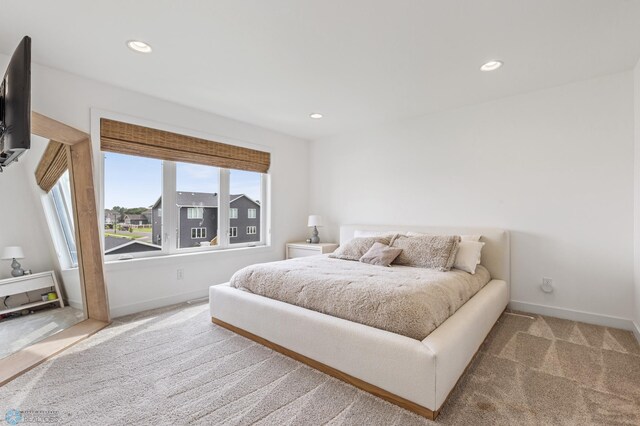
[339,225,510,284]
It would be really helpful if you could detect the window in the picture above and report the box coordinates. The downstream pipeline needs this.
[191,228,207,239]
[187,208,204,219]
[103,153,163,258]
[50,171,78,267]
[177,163,220,248]
[229,170,263,244]
[102,150,267,259]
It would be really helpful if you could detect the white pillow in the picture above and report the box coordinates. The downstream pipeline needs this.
[453,241,485,274]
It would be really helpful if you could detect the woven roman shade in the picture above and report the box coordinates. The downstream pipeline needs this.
[35,141,68,192]
[100,119,270,173]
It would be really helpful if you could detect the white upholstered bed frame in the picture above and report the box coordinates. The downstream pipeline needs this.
[209,225,510,420]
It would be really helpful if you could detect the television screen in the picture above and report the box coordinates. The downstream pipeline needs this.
[0,36,31,169]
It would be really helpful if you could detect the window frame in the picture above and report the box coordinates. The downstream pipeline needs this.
[46,171,79,268]
[187,207,204,219]
[248,208,256,219]
[229,208,238,219]
[246,226,257,235]
[191,227,207,239]
[101,154,268,261]
[229,226,238,238]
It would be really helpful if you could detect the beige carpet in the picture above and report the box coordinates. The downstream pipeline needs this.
[0,302,638,425]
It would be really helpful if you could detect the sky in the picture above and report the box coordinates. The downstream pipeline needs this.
[104,153,262,209]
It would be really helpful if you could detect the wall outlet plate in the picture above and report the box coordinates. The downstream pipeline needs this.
[541,277,553,293]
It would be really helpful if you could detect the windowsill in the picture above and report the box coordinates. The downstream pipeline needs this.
[103,244,275,269]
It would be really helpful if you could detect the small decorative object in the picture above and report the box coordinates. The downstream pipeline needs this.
[306,238,312,243]
[47,292,58,301]
[41,293,49,302]
[2,246,25,277]
[308,215,323,244]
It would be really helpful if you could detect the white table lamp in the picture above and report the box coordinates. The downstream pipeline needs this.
[2,246,25,277]
[308,215,323,244]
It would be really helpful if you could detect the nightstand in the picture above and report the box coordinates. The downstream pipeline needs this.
[0,271,64,315]
[286,242,339,259]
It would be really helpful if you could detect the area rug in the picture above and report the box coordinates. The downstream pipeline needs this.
[0,302,638,425]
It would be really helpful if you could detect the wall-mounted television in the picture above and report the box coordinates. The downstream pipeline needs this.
[0,36,31,171]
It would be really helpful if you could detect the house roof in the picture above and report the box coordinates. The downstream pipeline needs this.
[152,192,260,208]
[104,236,161,254]
[124,214,147,220]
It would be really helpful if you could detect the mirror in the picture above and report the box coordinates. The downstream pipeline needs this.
[0,134,84,360]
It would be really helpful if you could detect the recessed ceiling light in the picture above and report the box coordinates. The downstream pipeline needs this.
[480,60,503,71]
[309,113,323,119]
[127,40,152,53]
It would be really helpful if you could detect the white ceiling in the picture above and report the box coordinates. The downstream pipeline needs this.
[2,0,640,140]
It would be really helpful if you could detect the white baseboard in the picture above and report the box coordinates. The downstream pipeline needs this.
[633,321,640,344]
[66,299,83,310]
[508,300,635,331]
[110,288,210,318]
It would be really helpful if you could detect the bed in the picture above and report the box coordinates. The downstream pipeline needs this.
[209,225,510,420]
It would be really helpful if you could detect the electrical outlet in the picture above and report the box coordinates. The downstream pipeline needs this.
[541,277,553,293]
[177,269,184,280]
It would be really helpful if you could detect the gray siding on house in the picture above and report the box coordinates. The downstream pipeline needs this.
[152,201,163,245]
[178,206,218,248]
[230,196,260,244]
[151,192,260,248]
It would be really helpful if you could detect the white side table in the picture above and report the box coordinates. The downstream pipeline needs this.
[286,242,339,259]
[0,271,64,315]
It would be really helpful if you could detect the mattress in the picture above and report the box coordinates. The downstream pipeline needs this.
[229,255,491,340]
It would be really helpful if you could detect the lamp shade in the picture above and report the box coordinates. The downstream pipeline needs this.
[2,246,24,260]
[307,215,323,227]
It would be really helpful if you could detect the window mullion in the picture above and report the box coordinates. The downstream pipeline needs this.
[219,169,230,248]
[164,161,177,254]
[261,173,269,246]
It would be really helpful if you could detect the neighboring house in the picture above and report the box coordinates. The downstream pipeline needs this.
[151,192,260,248]
[104,209,115,225]
[123,213,151,226]
[104,236,161,255]
[229,194,261,244]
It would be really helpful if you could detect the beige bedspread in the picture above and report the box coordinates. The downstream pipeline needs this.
[230,256,491,340]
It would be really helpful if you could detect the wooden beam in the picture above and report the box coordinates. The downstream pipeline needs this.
[67,140,110,322]
[31,111,88,146]
[212,317,438,420]
[0,319,109,386]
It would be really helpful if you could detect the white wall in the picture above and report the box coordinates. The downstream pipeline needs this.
[310,72,636,329]
[0,53,310,317]
[634,59,640,340]
[0,159,55,280]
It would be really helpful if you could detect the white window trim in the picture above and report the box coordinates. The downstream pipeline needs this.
[246,226,257,235]
[229,227,238,238]
[93,109,271,261]
[248,208,256,219]
[187,207,204,219]
[229,208,238,219]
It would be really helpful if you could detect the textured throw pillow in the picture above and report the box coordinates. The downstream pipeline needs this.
[408,231,481,242]
[359,242,403,267]
[330,235,396,261]
[453,241,485,274]
[391,235,460,271]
